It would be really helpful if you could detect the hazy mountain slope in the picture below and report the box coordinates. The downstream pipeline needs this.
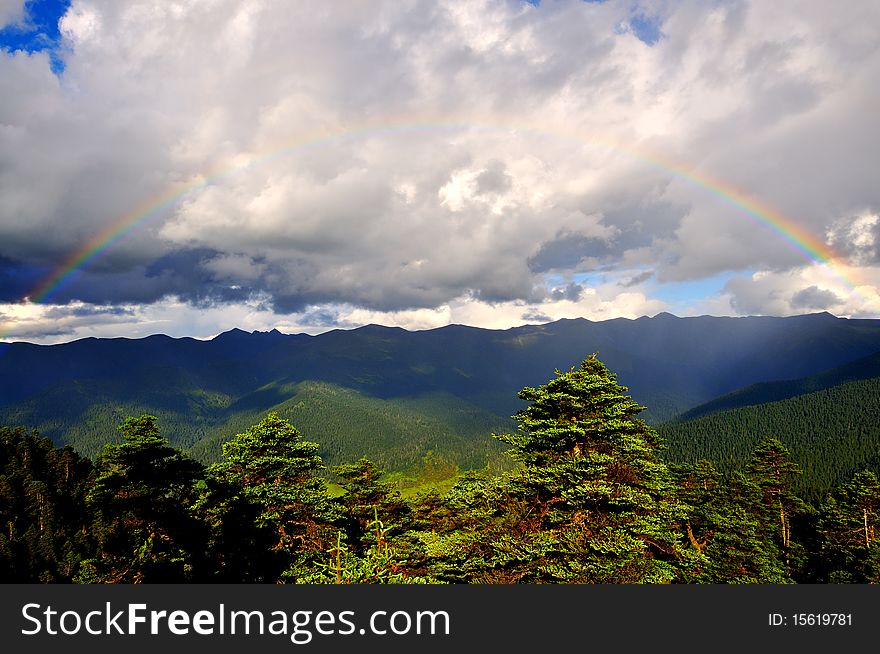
[675,350,880,421]
[0,367,235,457]
[4,313,880,419]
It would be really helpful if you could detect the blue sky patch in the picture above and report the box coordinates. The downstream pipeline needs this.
[628,13,663,46]
[649,271,739,312]
[0,0,70,73]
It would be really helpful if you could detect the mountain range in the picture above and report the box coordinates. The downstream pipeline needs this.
[1,312,879,484]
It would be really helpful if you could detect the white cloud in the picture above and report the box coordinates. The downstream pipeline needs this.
[721,263,880,317]
[0,0,879,341]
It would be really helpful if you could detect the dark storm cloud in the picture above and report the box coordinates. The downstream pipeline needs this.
[550,282,584,302]
[35,248,262,307]
[1,0,878,343]
[790,286,844,311]
[598,202,685,252]
[526,202,685,276]
[528,231,612,273]
[1,322,74,339]
[296,307,342,327]
[43,305,134,318]
[0,256,50,302]
[270,292,326,315]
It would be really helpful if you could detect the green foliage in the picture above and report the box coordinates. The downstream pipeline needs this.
[306,515,428,584]
[2,353,878,585]
[746,438,808,562]
[0,427,94,582]
[188,382,513,474]
[673,461,791,583]
[678,350,880,421]
[0,370,234,458]
[209,412,336,582]
[1,376,513,479]
[195,469,277,582]
[813,471,880,582]
[78,416,206,583]
[661,378,880,500]
[331,458,411,555]
[482,355,689,582]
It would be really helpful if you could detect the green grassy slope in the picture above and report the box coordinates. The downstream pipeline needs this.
[0,367,234,456]
[188,380,514,473]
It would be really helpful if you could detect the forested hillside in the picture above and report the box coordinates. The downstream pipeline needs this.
[0,374,513,475]
[661,378,880,500]
[3,313,880,477]
[4,355,880,584]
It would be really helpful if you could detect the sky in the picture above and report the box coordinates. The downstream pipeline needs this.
[1,0,879,344]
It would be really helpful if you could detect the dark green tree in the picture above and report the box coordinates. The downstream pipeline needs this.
[332,457,411,555]
[210,412,336,582]
[485,355,689,583]
[0,427,94,582]
[745,437,807,576]
[196,467,278,582]
[815,470,880,582]
[409,471,529,583]
[673,461,790,583]
[78,416,206,583]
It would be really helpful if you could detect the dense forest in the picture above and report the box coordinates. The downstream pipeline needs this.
[2,355,879,584]
[661,378,880,501]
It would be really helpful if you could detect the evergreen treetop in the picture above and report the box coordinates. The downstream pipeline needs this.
[491,354,688,583]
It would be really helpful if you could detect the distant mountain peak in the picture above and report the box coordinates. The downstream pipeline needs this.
[355,323,407,333]
[213,327,249,340]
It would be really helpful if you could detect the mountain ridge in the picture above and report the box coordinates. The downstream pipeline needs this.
[2,312,880,474]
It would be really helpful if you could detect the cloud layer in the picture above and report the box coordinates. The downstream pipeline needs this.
[1,0,879,342]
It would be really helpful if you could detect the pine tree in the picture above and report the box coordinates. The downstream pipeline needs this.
[745,437,807,576]
[488,354,688,583]
[673,461,790,583]
[197,467,278,582]
[78,416,206,583]
[815,470,880,582]
[210,412,336,582]
[332,457,411,555]
[0,427,94,582]
[412,471,526,583]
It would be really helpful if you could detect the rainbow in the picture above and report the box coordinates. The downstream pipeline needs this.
[8,118,880,333]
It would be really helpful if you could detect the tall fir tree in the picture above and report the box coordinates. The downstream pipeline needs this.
[78,416,206,583]
[332,457,411,555]
[486,355,689,583]
[745,437,807,577]
[0,427,94,582]
[210,412,336,582]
